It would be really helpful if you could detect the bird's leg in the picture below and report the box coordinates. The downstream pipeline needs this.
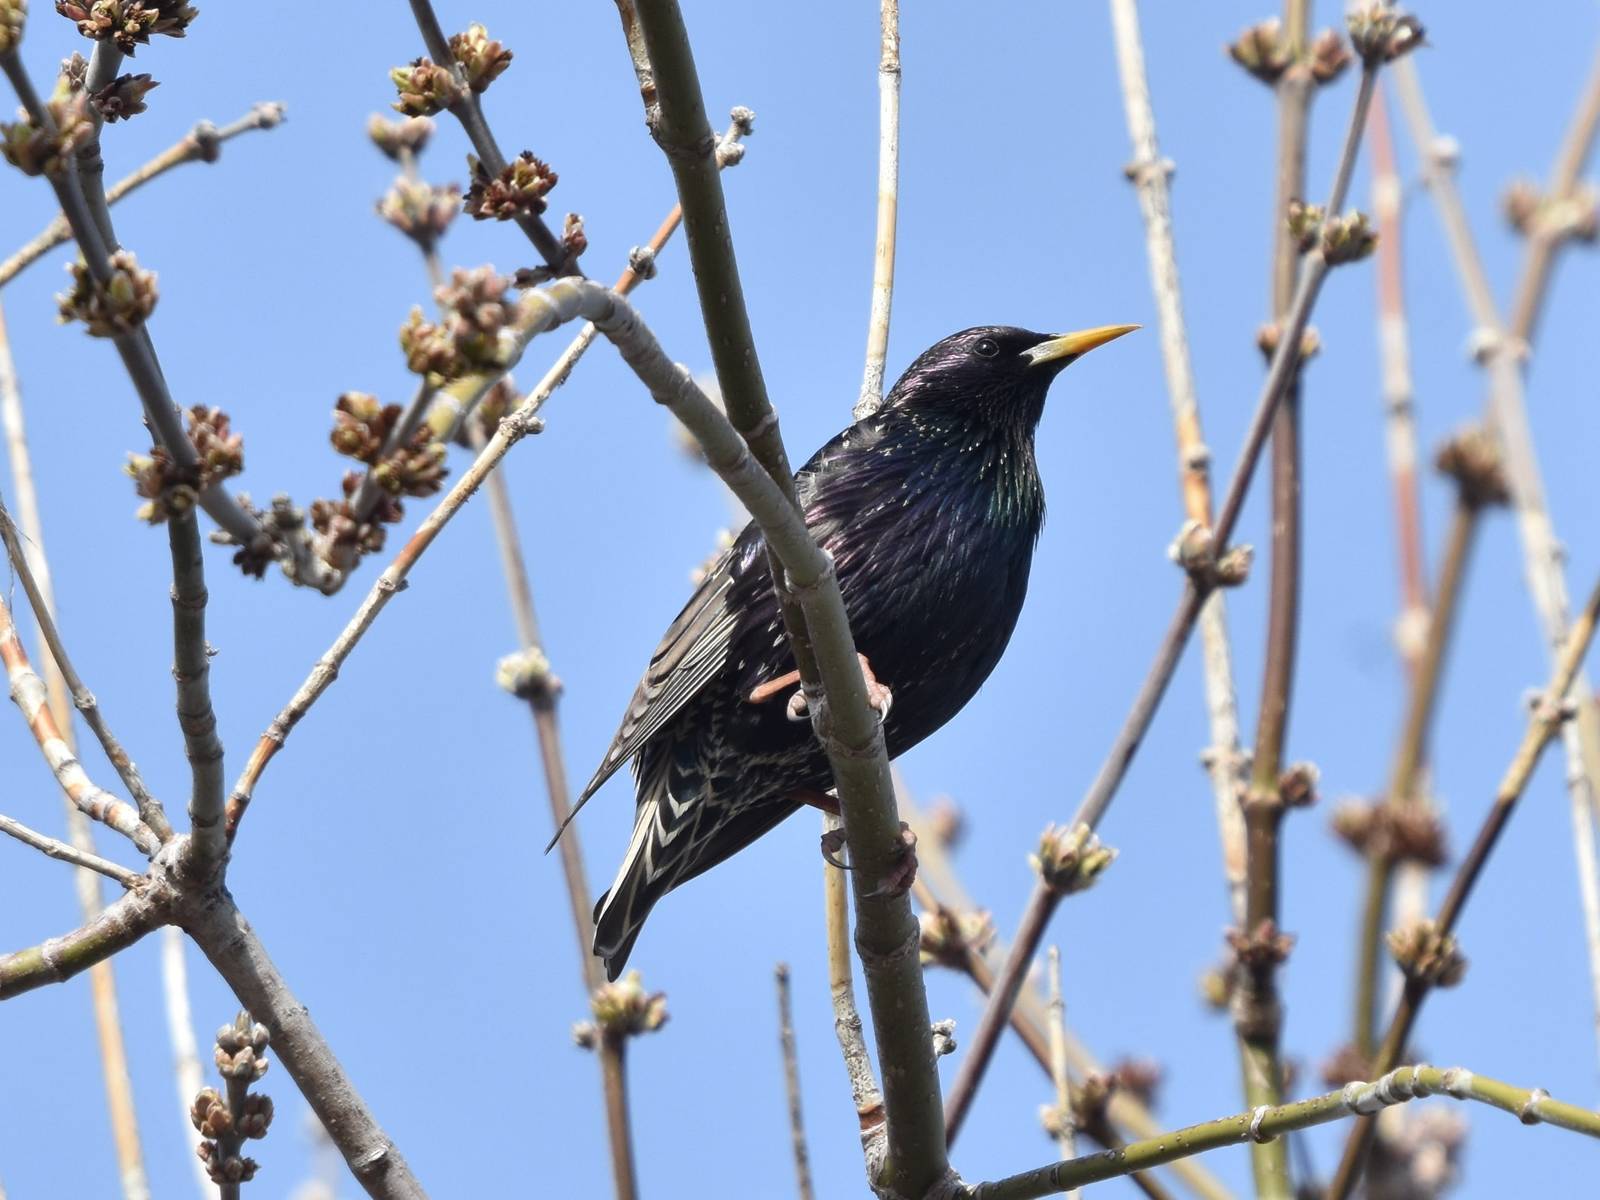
[794,788,852,869]
[749,654,893,724]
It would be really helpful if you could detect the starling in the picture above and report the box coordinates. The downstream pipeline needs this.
[576,324,1136,979]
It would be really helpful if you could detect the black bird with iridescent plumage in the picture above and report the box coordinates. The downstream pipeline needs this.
[573,323,1137,979]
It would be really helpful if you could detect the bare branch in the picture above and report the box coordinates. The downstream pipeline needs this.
[854,0,900,420]
[0,811,142,887]
[775,963,816,1200]
[0,102,284,289]
[0,596,160,856]
[168,513,227,877]
[0,881,168,1000]
[967,1064,1600,1200]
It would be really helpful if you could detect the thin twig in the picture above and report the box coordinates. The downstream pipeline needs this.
[160,926,212,1199]
[1233,5,1315,1188]
[854,0,900,420]
[1505,44,1600,346]
[1044,948,1081,1199]
[946,63,1381,1145]
[405,0,568,271]
[0,812,141,886]
[0,300,153,1198]
[0,103,285,290]
[824,811,887,1171]
[775,963,816,1200]
[1327,571,1600,1199]
[0,596,160,855]
[967,1064,1600,1200]
[0,499,169,839]
[1107,0,1247,926]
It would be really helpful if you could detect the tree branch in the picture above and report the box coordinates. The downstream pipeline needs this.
[854,0,900,420]
[0,811,142,886]
[404,0,568,271]
[775,963,816,1200]
[0,102,285,289]
[0,596,160,855]
[168,513,227,876]
[0,880,168,999]
[966,1064,1600,1200]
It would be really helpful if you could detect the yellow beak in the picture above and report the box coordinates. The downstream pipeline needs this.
[1022,323,1140,367]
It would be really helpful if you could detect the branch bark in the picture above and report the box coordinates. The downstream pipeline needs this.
[965,1064,1600,1200]
[854,0,901,420]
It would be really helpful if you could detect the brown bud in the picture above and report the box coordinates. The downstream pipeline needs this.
[1387,918,1466,987]
[1321,211,1378,264]
[186,406,244,489]
[1,90,91,176]
[390,57,462,117]
[57,250,157,335]
[1286,199,1326,252]
[449,23,512,93]
[1435,425,1509,509]
[1277,762,1319,808]
[1502,178,1541,236]
[91,72,158,122]
[0,0,24,53]
[367,113,434,161]
[1307,29,1353,85]
[464,151,558,221]
[1225,918,1295,969]
[917,907,994,970]
[496,646,561,702]
[1255,321,1321,363]
[1346,4,1425,64]
[376,177,460,251]
[1031,824,1116,895]
[1227,18,1293,85]
[189,1088,232,1138]
[1320,1043,1374,1089]
[235,1092,274,1140]
[583,970,669,1043]
[57,0,197,53]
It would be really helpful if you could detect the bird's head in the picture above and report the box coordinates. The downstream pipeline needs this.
[882,324,1138,430]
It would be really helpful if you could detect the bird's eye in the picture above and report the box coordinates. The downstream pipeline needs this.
[973,337,1000,359]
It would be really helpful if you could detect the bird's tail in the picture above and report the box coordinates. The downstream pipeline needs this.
[592,758,698,981]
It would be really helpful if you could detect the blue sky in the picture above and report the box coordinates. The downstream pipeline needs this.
[2,2,1599,1197]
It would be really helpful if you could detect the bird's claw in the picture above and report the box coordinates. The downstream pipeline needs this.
[865,823,919,899]
[820,827,851,870]
[776,653,893,724]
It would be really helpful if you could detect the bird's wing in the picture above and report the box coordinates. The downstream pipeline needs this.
[559,420,876,845]
[575,523,776,807]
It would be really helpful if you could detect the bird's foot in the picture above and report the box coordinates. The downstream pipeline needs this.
[757,654,892,724]
[793,787,840,816]
[819,826,850,870]
[865,823,919,899]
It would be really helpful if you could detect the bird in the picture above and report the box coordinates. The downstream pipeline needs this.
[574,323,1137,980]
